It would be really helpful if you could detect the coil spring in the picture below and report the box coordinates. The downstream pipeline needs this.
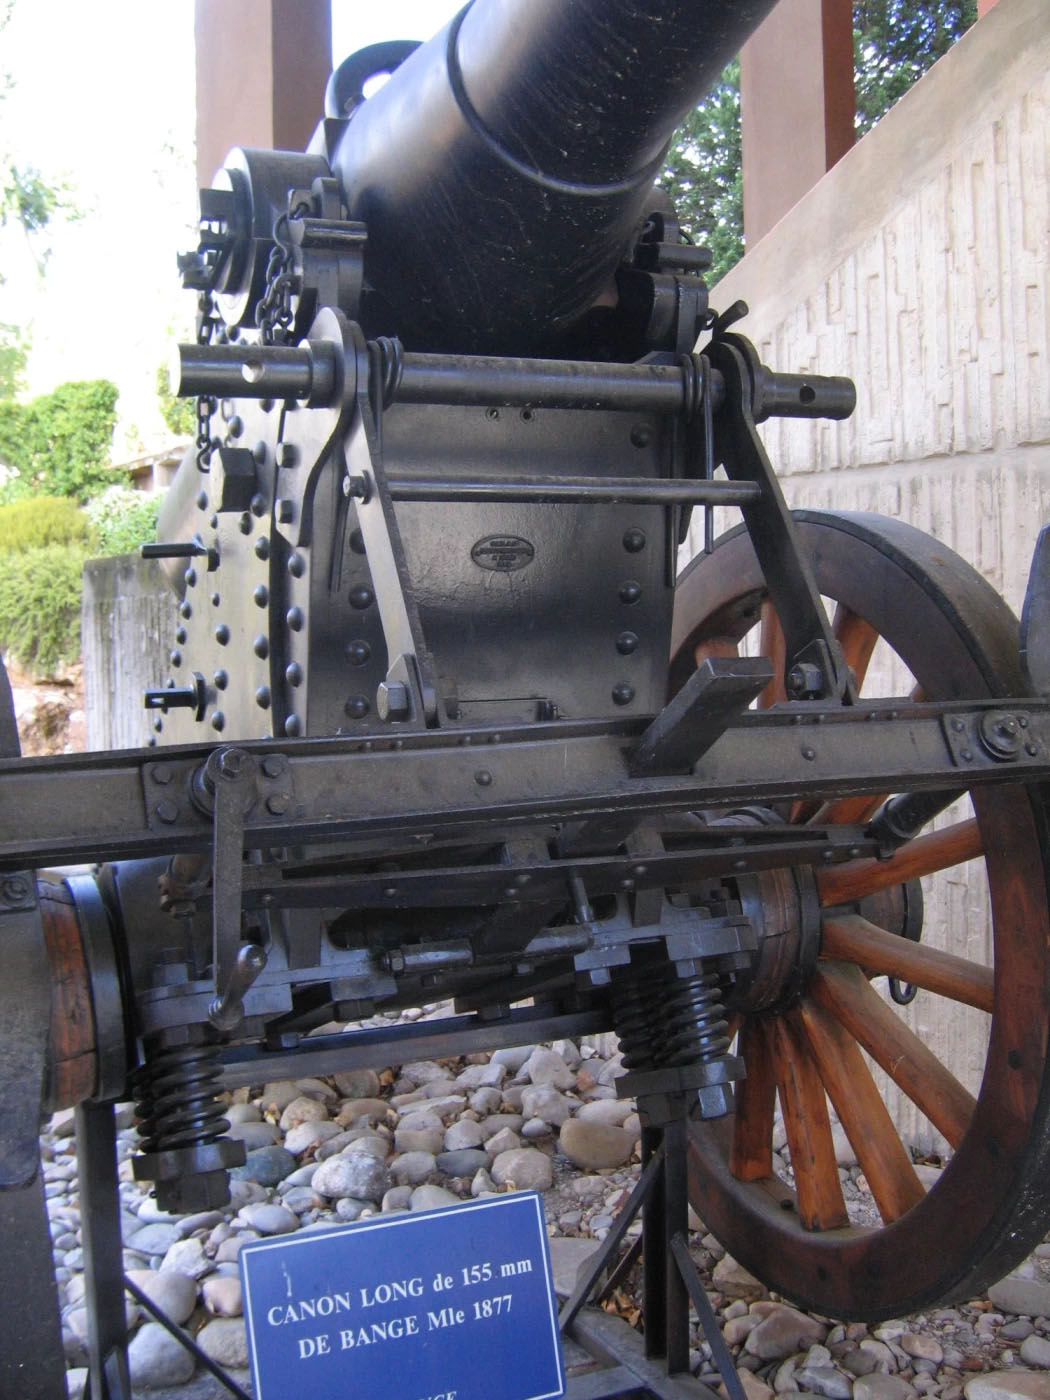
[679,353,703,421]
[368,335,405,410]
[663,970,730,1068]
[610,968,665,1072]
[612,964,730,1073]
[133,1043,229,1154]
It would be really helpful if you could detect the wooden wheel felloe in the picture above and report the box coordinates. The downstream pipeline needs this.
[672,510,1050,1321]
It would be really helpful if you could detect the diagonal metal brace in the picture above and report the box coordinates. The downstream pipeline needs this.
[630,657,773,776]
[195,748,263,1032]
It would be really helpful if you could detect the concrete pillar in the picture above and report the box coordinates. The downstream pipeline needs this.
[195,0,332,186]
[739,0,854,247]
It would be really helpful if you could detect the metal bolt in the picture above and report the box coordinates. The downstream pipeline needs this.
[787,663,824,699]
[218,749,248,779]
[979,710,1023,761]
[266,793,289,815]
[377,680,410,721]
[1,875,30,904]
[696,1083,733,1119]
[802,745,816,760]
[151,763,173,785]
[262,755,286,779]
[474,769,493,786]
[155,799,179,824]
[276,442,299,469]
[277,499,295,524]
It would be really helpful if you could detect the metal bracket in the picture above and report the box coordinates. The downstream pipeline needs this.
[343,322,441,726]
[630,656,773,775]
[941,708,1042,768]
[1022,524,1050,696]
[194,748,267,1031]
[704,334,856,704]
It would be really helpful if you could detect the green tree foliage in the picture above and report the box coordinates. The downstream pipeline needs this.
[854,2,977,136]
[657,60,742,284]
[84,485,161,555]
[659,3,977,283]
[0,542,87,676]
[0,3,76,375]
[0,495,95,552]
[156,362,195,438]
[0,379,120,502]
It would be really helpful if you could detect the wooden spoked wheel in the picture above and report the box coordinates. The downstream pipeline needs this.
[672,510,1050,1320]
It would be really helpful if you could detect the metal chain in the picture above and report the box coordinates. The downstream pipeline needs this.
[194,291,221,472]
[256,201,311,346]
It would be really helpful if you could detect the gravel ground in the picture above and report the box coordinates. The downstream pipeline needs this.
[41,1011,1050,1399]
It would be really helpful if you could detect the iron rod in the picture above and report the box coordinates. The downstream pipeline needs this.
[382,475,762,506]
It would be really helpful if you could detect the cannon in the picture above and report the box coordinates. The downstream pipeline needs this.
[5,1,1050,1395]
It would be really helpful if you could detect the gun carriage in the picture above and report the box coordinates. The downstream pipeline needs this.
[5,1,1050,1394]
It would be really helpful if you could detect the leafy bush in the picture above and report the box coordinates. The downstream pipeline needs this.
[0,543,87,677]
[0,496,96,553]
[0,379,120,502]
[156,362,195,437]
[84,485,160,556]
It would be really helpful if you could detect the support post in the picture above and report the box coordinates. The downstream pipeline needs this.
[739,0,855,245]
[194,0,333,184]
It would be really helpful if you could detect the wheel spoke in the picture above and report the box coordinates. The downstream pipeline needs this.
[808,792,888,827]
[821,913,993,1013]
[817,818,983,906]
[757,600,787,709]
[811,961,976,1149]
[796,996,926,1223]
[730,1018,776,1182]
[832,604,880,691]
[773,1012,849,1230]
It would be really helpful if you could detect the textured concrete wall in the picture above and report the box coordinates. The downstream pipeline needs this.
[82,557,173,752]
[681,0,1050,1152]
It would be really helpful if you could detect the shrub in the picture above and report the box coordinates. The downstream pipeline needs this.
[156,362,195,437]
[0,543,87,677]
[0,495,96,553]
[84,485,161,556]
[0,378,120,502]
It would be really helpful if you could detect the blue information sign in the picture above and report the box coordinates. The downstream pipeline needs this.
[240,1190,565,1400]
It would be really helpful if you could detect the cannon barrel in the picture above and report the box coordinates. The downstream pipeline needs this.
[328,0,776,354]
[197,0,778,357]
